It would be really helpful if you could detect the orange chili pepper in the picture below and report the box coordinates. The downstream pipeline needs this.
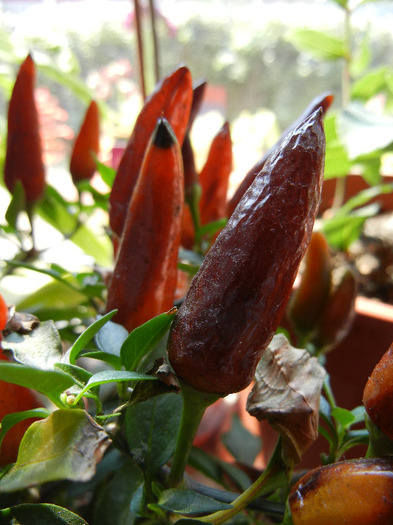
[69,100,100,184]
[4,54,45,206]
[106,118,184,331]
[199,121,232,227]
[109,67,192,243]
[227,92,333,217]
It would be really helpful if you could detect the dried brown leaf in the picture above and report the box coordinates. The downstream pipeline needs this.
[246,333,325,464]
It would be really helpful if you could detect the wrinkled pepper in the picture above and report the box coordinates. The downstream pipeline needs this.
[227,92,333,216]
[69,100,100,184]
[289,457,393,525]
[363,342,393,440]
[4,54,45,205]
[109,66,192,242]
[199,121,232,227]
[167,108,326,395]
[106,118,184,332]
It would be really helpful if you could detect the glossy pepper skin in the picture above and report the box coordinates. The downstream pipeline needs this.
[4,54,45,205]
[227,92,333,217]
[167,109,325,395]
[69,100,100,184]
[363,343,393,440]
[106,118,184,332]
[289,457,393,525]
[109,67,192,242]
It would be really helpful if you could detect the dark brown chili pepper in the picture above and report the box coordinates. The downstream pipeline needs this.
[167,109,326,395]
[289,457,393,525]
[69,100,100,184]
[109,66,192,243]
[4,54,45,205]
[106,118,184,332]
[227,92,333,216]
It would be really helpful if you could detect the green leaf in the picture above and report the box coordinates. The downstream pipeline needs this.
[352,66,392,101]
[75,350,122,369]
[54,363,93,388]
[222,414,261,466]
[121,309,177,371]
[0,503,88,524]
[68,311,118,365]
[334,183,393,217]
[0,409,110,492]
[0,408,51,452]
[324,114,351,179]
[2,320,63,370]
[331,0,347,7]
[289,29,347,61]
[156,489,232,515]
[321,210,373,251]
[73,370,157,404]
[350,32,371,79]
[337,103,393,159]
[92,457,143,525]
[124,393,183,476]
[332,406,356,428]
[94,156,116,188]
[95,319,129,356]
[0,362,75,405]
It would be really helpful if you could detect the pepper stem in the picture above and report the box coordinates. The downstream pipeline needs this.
[167,381,221,488]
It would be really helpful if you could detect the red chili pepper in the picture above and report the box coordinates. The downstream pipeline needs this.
[69,100,100,184]
[4,54,45,205]
[106,118,184,331]
[363,342,393,440]
[167,109,326,394]
[227,92,333,216]
[289,457,393,525]
[0,294,8,333]
[199,121,232,227]
[109,67,192,243]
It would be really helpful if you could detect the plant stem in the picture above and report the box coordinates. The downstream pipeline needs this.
[197,439,288,525]
[133,0,146,101]
[167,381,220,488]
[149,0,160,84]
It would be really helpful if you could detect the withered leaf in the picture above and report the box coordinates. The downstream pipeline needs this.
[246,333,325,465]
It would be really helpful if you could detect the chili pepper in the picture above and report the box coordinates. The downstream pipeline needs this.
[199,121,232,227]
[109,66,192,242]
[69,100,100,184]
[167,108,325,395]
[363,342,393,440]
[106,118,184,331]
[289,457,393,525]
[310,267,357,352]
[287,231,332,340]
[4,54,45,205]
[0,294,8,333]
[227,92,333,216]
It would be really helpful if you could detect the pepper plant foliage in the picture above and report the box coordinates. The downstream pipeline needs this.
[0,39,392,524]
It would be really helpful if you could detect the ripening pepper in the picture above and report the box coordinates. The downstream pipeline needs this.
[287,231,332,339]
[199,121,232,227]
[106,118,184,332]
[167,108,326,395]
[227,92,333,216]
[4,54,45,205]
[69,100,100,184]
[289,457,393,525]
[109,66,192,243]
[0,294,40,466]
[363,342,393,441]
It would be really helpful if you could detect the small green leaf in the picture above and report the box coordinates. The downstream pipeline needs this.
[75,350,122,369]
[125,393,183,476]
[0,362,75,406]
[352,67,393,101]
[2,320,63,370]
[5,180,25,228]
[324,114,351,179]
[94,156,116,187]
[0,408,51,452]
[332,406,356,428]
[54,363,93,387]
[157,489,232,514]
[0,409,110,492]
[289,29,347,61]
[73,370,157,404]
[222,414,262,466]
[0,503,88,524]
[95,319,129,356]
[68,311,118,365]
[121,309,177,371]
